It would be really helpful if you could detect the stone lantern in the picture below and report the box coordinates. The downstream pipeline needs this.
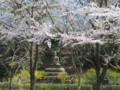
[40,51,65,83]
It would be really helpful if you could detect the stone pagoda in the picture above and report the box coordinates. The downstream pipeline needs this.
[41,51,65,83]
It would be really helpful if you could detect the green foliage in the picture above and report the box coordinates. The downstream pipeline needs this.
[12,69,30,83]
[102,85,120,90]
[1,83,120,90]
[41,47,54,68]
[1,82,22,89]
[22,83,30,89]
[35,70,47,80]
[50,39,60,51]
[57,71,68,83]
[23,83,93,90]
[81,68,120,85]
[59,58,66,66]
[81,68,96,85]
[0,82,5,88]
[81,85,93,90]
[13,69,47,83]
[0,83,93,90]
[0,64,8,76]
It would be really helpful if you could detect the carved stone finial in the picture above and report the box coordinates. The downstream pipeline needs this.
[54,51,57,56]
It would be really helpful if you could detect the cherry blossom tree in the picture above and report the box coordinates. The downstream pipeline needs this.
[0,0,60,90]
[55,1,120,90]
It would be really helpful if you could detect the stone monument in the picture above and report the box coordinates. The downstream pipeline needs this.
[40,51,65,83]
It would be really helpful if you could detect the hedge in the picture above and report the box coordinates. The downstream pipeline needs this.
[0,83,93,90]
[35,84,93,90]
[0,82,22,89]
[1,83,120,90]
[102,85,120,90]
[0,82,5,88]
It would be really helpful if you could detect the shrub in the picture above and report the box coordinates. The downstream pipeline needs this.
[1,83,120,90]
[75,78,85,84]
[36,83,63,90]
[35,70,47,80]
[105,69,117,84]
[82,68,120,85]
[13,69,47,83]
[12,69,30,83]
[57,71,68,83]
[102,85,120,90]
[0,83,93,90]
[1,82,22,89]
[82,68,96,85]
[81,85,93,90]
[0,82,5,88]
[22,83,30,89]
[35,83,93,90]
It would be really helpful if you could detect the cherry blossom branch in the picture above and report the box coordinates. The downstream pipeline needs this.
[0,21,14,28]
[79,0,83,6]
[46,9,63,33]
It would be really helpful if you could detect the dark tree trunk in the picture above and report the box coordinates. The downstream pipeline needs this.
[95,43,101,90]
[30,42,35,90]
[100,0,107,7]
[95,44,108,90]
[105,0,107,7]
[30,43,39,90]
[30,75,35,90]
[96,66,108,90]
[96,78,102,90]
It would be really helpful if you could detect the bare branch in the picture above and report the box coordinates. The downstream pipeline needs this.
[0,62,9,74]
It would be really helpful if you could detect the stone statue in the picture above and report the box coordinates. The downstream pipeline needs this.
[53,51,60,65]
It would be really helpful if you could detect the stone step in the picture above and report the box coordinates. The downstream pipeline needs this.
[46,72,61,76]
[47,64,61,68]
[39,76,61,83]
[44,76,57,79]
[45,67,65,72]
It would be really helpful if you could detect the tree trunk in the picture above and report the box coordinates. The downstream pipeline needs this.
[30,44,39,90]
[96,78,102,90]
[77,75,81,90]
[100,0,103,7]
[30,75,35,90]
[95,44,108,90]
[95,43,102,90]
[30,42,36,90]
[9,76,13,90]
[96,66,108,90]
